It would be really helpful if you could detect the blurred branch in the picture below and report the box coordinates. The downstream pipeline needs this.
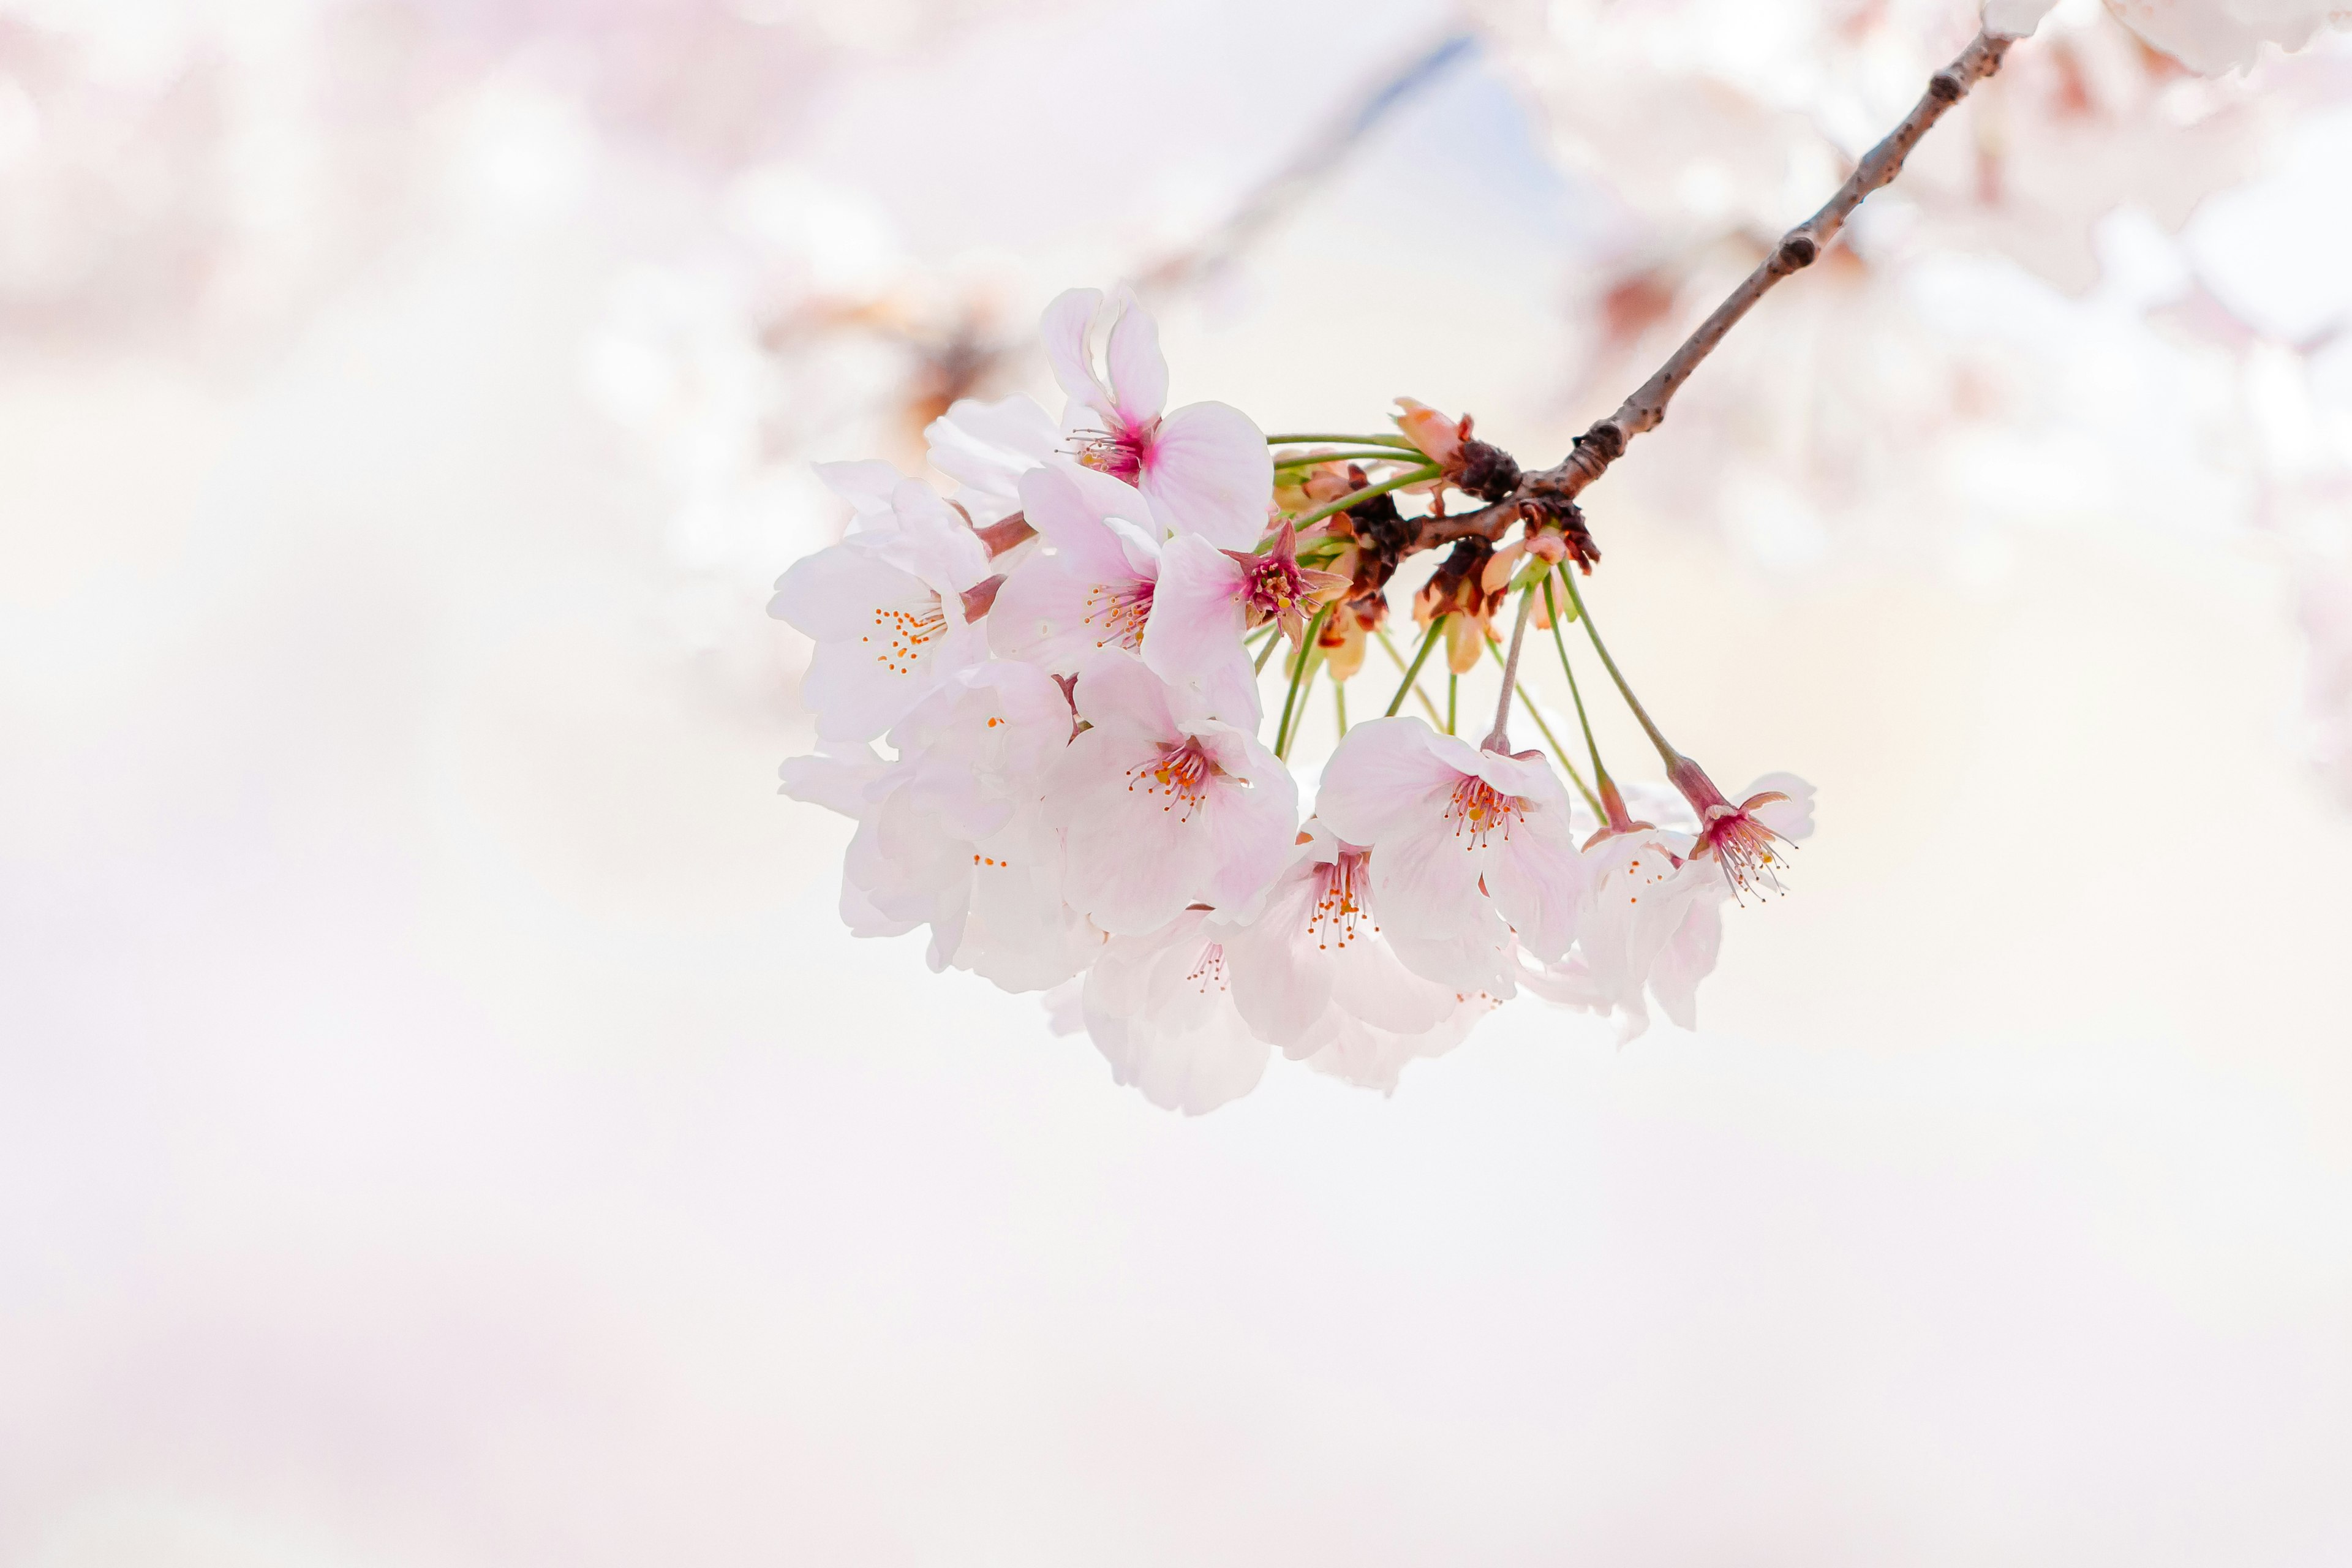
[1137,30,1478,297]
[1423,27,2017,549]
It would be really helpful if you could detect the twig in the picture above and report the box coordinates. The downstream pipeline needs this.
[1412,27,2014,551]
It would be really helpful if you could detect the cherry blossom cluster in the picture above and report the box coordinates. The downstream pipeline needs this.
[772,288,1812,1112]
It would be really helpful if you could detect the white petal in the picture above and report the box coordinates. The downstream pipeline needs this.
[1067,648,1179,741]
[767,541,908,641]
[815,459,903,526]
[1980,0,2056,40]
[1483,827,1585,964]
[777,742,888,819]
[1042,287,1114,422]
[1649,892,1725,1031]
[1368,809,1495,946]
[1744,771,1816,841]
[1142,533,1257,724]
[1313,718,1461,847]
[1103,290,1170,426]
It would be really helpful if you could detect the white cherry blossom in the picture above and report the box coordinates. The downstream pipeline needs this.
[1043,287,1272,549]
[769,476,993,741]
[924,393,1062,526]
[1047,649,1298,936]
[782,662,1091,993]
[1082,911,1270,1115]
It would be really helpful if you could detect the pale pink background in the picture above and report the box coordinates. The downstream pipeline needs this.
[6,1,2352,1562]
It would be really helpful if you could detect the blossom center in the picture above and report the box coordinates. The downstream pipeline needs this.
[865,591,948,675]
[1306,850,1377,951]
[1126,737,1223,822]
[1072,416,1158,483]
[1186,942,1229,993]
[1443,774,1525,851]
[1241,554,1311,622]
[1699,809,1791,903]
[1082,576,1154,649]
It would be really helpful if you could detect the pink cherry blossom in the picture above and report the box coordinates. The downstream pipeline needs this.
[769,476,993,741]
[1216,824,1469,1061]
[1042,287,1272,550]
[987,464,1167,672]
[1047,650,1298,936]
[1144,522,1346,727]
[1665,760,1816,903]
[1313,718,1588,984]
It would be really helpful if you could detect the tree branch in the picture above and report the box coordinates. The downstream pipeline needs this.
[1408,27,2013,554]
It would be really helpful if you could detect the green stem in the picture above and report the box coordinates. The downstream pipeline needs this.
[1373,626,1444,724]
[1555,567,1679,767]
[1384,617,1446,718]
[1273,605,1332,758]
[1265,432,1422,450]
[1542,574,1614,796]
[1276,449,1434,469]
[1284,465,1440,532]
[1446,671,1457,736]
[1333,681,1348,738]
[1253,628,1283,674]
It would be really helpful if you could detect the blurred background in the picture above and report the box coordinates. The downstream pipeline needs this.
[7,0,2352,1561]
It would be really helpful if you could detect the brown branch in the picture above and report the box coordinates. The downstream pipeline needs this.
[1408,27,2013,555]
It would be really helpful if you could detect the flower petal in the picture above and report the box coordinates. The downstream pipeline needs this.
[1139,401,1272,549]
[1102,290,1170,426]
[1042,286,1113,423]
[1313,718,1461,847]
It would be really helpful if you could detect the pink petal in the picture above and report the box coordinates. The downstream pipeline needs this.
[1142,533,1256,723]
[1139,401,1272,549]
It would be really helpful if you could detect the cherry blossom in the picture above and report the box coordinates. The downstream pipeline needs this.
[1313,718,1588,984]
[1145,522,1348,726]
[1043,287,1273,549]
[782,662,1091,992]
[987,464,1168,671]
[1218,826,1459,1046]
[769,475,994,741]
[924,393,1064,527]
[1082,911,1271,1115]
[1048,649,1299,935]
[769,274,1849,1106]
[1665,760,1817,902]
[2105,0,2352,73]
